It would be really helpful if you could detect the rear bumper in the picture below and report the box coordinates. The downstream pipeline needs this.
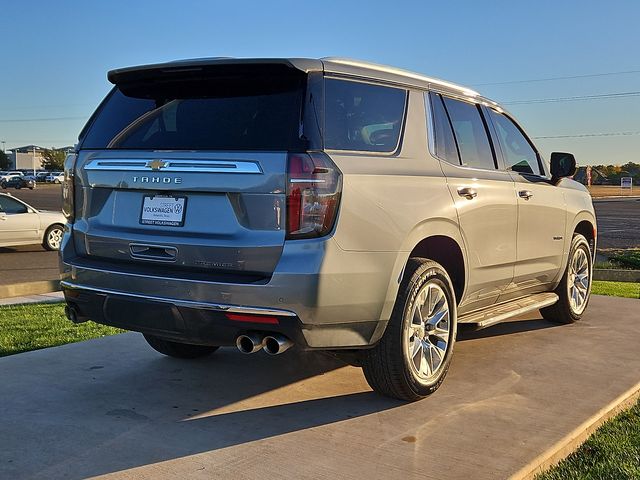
[60,233,396,349]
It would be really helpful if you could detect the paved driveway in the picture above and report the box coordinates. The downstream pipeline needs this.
[1,295,639,479]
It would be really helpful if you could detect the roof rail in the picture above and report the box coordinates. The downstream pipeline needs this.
[321,57,479,96]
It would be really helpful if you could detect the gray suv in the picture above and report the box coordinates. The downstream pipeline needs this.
[60,57,596,400]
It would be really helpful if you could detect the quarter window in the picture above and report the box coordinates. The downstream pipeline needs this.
[324,79,406,153]
[428,93,460,165]
[488,109,541,175]
[442,97,496,170]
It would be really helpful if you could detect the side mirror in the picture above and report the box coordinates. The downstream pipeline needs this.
[550,152,577,180]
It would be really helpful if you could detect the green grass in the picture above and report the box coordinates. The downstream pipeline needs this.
[537,281,638,479]
[0,303,123,357]
[536,400,640,480]
[591,280,640,299]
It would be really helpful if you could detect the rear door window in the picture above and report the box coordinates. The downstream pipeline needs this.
[324,78,407,153]
[442,96,496,170]
[487,109,542,175]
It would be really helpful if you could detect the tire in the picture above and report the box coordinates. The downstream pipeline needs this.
[143,334,219,359]
[42,224,64,251]
[541,234,592,324]
[361,258,457,401]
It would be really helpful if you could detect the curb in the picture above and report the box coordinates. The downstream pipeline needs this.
[591,196,640,201]
[512,382,640,479]
[593,269,640,283]
[0,280,60,299]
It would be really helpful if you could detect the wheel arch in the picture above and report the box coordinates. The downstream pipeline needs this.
[552,211,597,289]
[573,218,596,258]
[379,218,468,321]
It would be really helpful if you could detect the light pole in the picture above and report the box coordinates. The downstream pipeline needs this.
[32,146,37,176]
[1,141,5,152]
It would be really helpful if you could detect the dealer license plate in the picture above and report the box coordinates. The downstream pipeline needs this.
[140,195,187,227]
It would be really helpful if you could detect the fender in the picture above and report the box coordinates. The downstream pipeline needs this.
[379,217,468,321]
[551,209,597,289]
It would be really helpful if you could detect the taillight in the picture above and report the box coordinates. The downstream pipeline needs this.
[286,152,342,239]
[62,153,77,222]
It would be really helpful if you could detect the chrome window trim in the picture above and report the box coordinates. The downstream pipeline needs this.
[84,158,263,174]
[60,281,298,317]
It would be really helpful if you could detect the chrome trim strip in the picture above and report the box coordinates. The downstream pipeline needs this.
[84,158,262,174]
[321,57,480,97]
[60,281,298,317]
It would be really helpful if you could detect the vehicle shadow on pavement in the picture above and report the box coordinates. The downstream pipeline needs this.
[458,317,563,341]
[3,338,403,479]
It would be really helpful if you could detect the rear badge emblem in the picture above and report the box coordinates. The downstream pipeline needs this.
[146,160,168,171]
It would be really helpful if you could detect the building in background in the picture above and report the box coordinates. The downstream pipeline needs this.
[5,145,46,170]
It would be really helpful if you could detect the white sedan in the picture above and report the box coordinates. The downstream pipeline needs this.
[45,172,65,184]
[0,193,66,250]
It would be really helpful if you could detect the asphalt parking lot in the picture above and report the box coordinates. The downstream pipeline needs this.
[7,183,62,211]
[593,197,640,249]
[0,185,62,286]
[1,295,639,479]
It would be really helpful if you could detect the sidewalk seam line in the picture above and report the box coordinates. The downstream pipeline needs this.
[511,381,640,480]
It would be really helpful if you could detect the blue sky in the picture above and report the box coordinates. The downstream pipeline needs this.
[1,0,639,165]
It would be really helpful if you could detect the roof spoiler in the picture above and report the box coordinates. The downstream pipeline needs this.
[107,58,323,85]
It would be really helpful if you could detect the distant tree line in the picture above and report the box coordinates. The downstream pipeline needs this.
[40,148,67,171]
[591,162,640,183]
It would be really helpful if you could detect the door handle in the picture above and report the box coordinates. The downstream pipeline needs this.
[518,190,534,200]
[457,187,478,200]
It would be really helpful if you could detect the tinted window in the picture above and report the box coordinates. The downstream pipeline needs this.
[488,109,541,175]
[324,79,406,152]
[429,93,460,165]
[81,73,305,151]
[0,196,28,214]
[442,97,495,170]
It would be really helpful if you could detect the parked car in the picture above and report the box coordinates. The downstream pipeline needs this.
[60,57,596,400]
[0,171,24,182]
[1,176,36,189]
[0,193,66,250]
[45,172,64,184]
[36,171,50,182]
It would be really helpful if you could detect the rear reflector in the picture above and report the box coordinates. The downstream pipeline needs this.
[225,313,280,325]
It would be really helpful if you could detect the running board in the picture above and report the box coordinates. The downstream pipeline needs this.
[459,292,559,329]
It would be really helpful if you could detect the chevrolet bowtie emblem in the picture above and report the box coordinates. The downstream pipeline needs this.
[146,160,168,171]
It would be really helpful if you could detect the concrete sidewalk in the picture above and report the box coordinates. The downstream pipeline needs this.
[0,291,63,306]
[1,295,639,480]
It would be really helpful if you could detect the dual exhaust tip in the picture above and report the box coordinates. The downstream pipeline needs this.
[236,333,292,355]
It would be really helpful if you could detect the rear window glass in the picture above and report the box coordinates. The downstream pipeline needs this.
[324,78,406,152]
[80,73,305,151]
